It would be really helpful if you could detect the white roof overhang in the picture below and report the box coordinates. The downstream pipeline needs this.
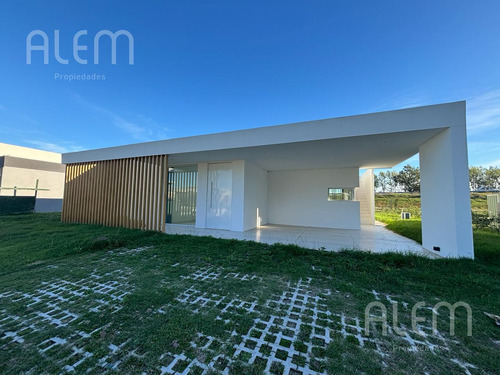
[62,101,465,171]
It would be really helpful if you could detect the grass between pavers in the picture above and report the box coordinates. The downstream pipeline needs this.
[0,213,498,374]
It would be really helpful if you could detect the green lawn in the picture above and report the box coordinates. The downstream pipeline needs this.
[375,192,489,217]
[375,209,500,266]
[0,213,499,374]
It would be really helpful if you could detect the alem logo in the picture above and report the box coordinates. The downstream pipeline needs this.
[365,301,472,337]
[26,30,134,65]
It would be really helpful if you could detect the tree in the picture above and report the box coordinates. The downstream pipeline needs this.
[393,165,420,193]
[375,165,499,194]
[469,166,500,191]
[374,174,381,190]
[484,166,500,190]
[375,171,399,192]
[469,166,486,191]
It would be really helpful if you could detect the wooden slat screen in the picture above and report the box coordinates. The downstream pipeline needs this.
[61,155,168,232]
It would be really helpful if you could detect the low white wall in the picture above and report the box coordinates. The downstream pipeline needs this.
[268,168,360,230]
[35,198,63,212]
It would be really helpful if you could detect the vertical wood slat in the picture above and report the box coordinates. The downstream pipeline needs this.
[153,155,160,230]
[117,158,123,227]
[138,157,144,229]
[98,161,104,224]
[112,159,119,227]
[149,156,156,231]
[161,155,168,232]
[105,160,111,226]
[143,157,149,229]
[65,164,74,222]
[133,158,140,229]
[61,165,70,221]
[69,164,77,222]
[61,155,168,232]
[93,162,99,225]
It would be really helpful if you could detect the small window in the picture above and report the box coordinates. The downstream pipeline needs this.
[328,188,354,201]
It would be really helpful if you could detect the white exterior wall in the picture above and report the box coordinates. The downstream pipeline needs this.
[0,166,64,199]
[268,168,360,230]
[356,169,375,225]
[194,160,268,232]
[195,162,208,229]
[0,166,65,212]
[419,127,474,258]
[243,161,268,231]
[231,160,245,231]
[0,145,64,212]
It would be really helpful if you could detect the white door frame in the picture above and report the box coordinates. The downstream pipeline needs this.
[205,163,232,230]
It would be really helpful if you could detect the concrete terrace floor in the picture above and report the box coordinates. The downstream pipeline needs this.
[165,223,437,258]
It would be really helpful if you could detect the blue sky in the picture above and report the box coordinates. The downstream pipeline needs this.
[0,0,499,169]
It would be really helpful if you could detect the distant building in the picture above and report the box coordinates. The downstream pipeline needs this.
[0,143,65,212]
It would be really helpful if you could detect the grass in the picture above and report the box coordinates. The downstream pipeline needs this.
[375,193,500,265]
[0,213,499,374]
[375,192,489,216]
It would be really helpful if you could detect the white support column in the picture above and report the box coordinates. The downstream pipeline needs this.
[357,169,375,225]
[195,162,208,229]
[419,125,474,258]
[231,160,245,232]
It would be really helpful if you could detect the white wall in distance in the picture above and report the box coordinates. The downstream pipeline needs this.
[0,143,61,163]
[268,168,360,230]
[0,166,64,199]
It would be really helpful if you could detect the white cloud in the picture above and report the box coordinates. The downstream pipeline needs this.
[467,140,500,167]
[485,159,500,168]
[19,115,39,125]
[72,93,168,142]
[466,90,500,134]
[25,140,84,153]
[371,92,430,112]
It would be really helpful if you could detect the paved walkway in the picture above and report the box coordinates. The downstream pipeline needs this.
[165,223,437,257]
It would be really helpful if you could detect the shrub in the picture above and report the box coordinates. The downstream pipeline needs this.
[472,212,500,232]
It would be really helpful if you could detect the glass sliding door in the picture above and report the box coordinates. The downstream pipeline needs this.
[166,165,198,225]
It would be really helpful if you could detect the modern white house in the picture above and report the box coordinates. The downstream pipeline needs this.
[61,101,474,259]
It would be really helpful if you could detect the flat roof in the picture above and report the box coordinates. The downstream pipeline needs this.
[62,101,465,170]
[0,143,62,163]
